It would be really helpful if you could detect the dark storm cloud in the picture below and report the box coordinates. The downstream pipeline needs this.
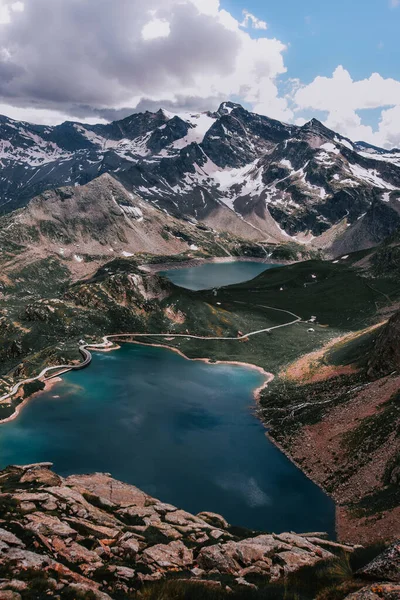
[95,95,223,121]
[0,0,239,117]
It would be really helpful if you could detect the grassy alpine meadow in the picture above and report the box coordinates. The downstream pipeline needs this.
[1,251,399,399]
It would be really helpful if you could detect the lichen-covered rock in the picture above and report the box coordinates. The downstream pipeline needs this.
[65,472,149,507]
[357,541,400,582]
[0,592,22,600]
[345,583,400,600]
[142,540,193,569]
[197,511,230,529]
[197,534,334,578]
[25,512,78,538]
[0,529,24,548]
[0,463,362,599]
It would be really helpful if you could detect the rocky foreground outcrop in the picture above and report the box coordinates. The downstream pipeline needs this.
[0,464,398,600]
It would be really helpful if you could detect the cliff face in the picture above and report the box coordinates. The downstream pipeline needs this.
[368,310,400,378]
[0,463,366,599]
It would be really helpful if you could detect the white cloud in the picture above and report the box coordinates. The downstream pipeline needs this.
[294,66,400,148]
[251,79,293,122]
[377,104,400,148]
[142,18,171,40]
[241,10,268,30]
[295,66,400,112]
[188,0,220,16]
[390,0,400,8]
[11,1,24,12]
[0,0,23,24]
[0,102,107,125]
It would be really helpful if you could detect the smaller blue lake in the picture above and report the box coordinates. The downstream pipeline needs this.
[159,261,278,291]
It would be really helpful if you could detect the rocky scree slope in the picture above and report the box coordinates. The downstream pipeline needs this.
[259,305,400,546]
[0,174,241,278]
[1,103,400,250]
[0,463,398,600]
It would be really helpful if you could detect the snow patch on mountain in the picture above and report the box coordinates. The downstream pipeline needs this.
[358,150,400,167]
[348,163,397,190]
[172,113,217,148]
[321,142,340,155]
[334,136,353,150]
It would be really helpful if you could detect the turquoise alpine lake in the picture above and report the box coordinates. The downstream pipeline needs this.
[159,260,279,290]
[0,343,335,536]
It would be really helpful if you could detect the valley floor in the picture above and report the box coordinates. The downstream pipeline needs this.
[0,253,399,547]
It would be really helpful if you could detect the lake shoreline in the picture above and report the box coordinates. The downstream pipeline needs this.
[0,377,63,425]
[0,337,274,424]
[124,339,275,401]
[87,339,337,537]
[141,256,289,273]
[264,429,336,501]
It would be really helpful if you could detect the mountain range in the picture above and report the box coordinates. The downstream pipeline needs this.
[1,102,400,256]
[1,99,400,590]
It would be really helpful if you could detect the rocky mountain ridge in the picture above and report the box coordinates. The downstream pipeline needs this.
[0,174,229,278]
[1,103,400,252]
[0,462,398,600]
[0,172,315,288]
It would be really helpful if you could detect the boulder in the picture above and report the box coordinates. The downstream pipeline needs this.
[152,502,178,515]
[64,583,113,600]
[142,540,193,569]
[197,543,242,575]
[46,485,120,527]
[0,548,56,571]
[0,592,22,600]
[114,566,135,580]
[66,473,149,507]
[65,516,119,539]
[50,538,103,570]
[345,583,400,599]
[357,542,400,582]
[275,549,323,574]
[25,512,78,538]
[197,511,230,529]
[117,505,161,526]
[0,529,24,548]
[20,466,62,487]
[118,533,140,555]
[165,509,211,529]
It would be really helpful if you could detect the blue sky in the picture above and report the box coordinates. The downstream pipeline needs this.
[224,0,400,82]
[217,0,400,147]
